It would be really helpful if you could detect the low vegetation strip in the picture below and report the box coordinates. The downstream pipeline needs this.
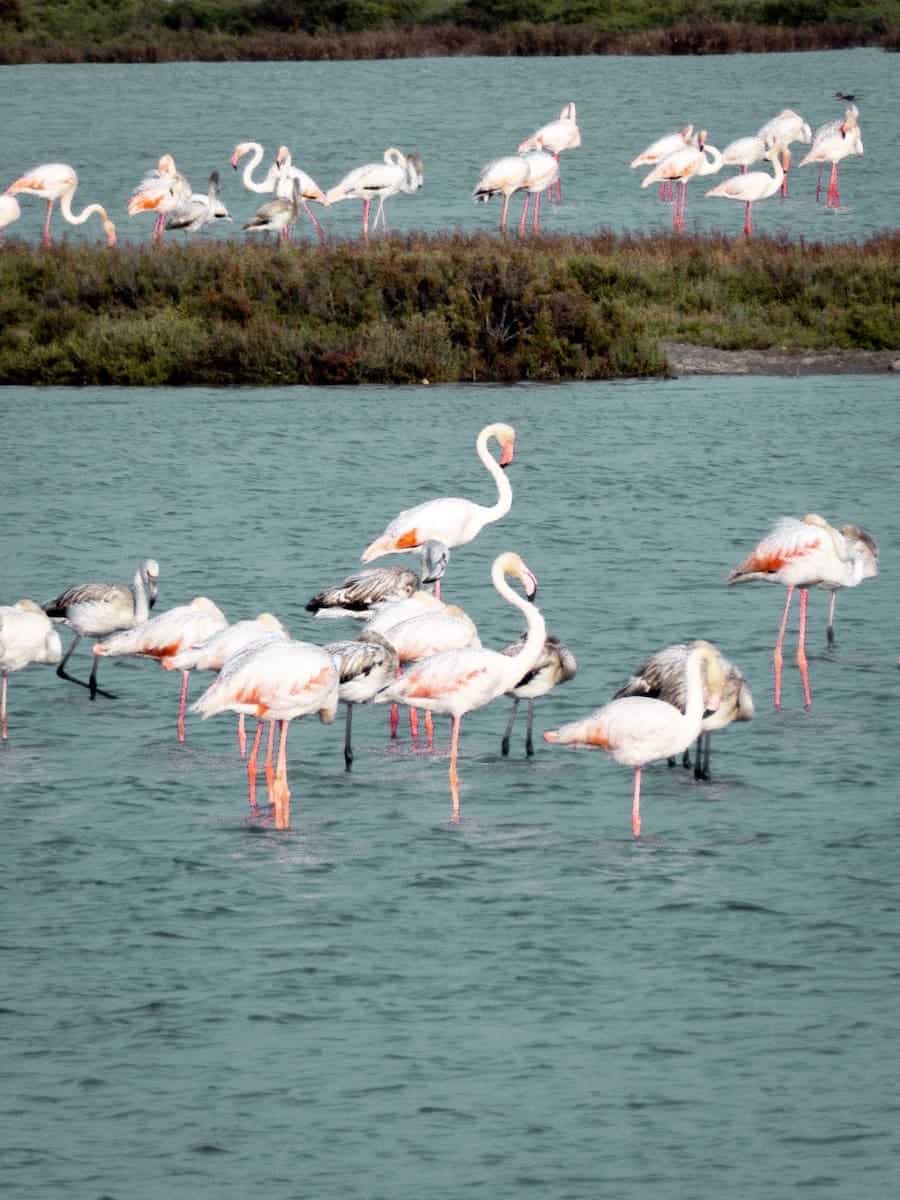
[0,232,896,386]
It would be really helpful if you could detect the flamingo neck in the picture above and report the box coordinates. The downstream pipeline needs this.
[699,144,723,176]
[767,152,786,192]
[476,428,513,527]
[59,187,102,228]
[493,566,546,692]
[682,648,708,727]
[239,144,271,194]
[133,567,152,624]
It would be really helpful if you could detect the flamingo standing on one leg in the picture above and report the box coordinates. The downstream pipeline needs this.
[544,642,725,837]
[641,132,722,231]
[93,597,227,741]
[0,601,63,741]
[374,552,543,823]
[473,156,531,234]
[727,513,874,709]
[499,633,577,757]
[818,524,879,650]
[799,116,863,210]
[518,102,581,202]
[6,163,117,247]
[127,154,191,243]
[192,639,339,829]
[706,139,786,236]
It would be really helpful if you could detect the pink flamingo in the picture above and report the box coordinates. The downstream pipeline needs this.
[799,117,863,209]
[518,102,581,202]
[325,148,423,241]
[127,154,191,243]
[361,423,515,567]
[640,132,723,231]
[192,639,339,829]
[516,151,559,236]
[630,125,695,202]
[727,513,874,709]
[375,552,543,822]
[230,142,327,243]
[93,597,227,741]
[0,601,62,741]
[756,109,812,197]
[544,642,725,837]
[706,140,786,236]
[6,163,117,247]
[473,156,531,234]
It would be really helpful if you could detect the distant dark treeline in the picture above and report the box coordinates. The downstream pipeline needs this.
[0,233,896,386]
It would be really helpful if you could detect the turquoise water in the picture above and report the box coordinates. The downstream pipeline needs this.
[2,376,900,1198]
[0,48,895,244]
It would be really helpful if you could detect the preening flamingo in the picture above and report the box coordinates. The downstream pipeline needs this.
[518,102,581,202]
[516,151,560,236]
[361,422,515,568]
[721,135,766,174]
[374,552,543,822]
[614,640,753,781]
[499,633,577,757]
[473,155,531,234]
[544,642,725,837]
[0,193,21,236]
[727,513,874,709]
[325,148,423,240]
[630,124,695,202]
[165,171,231,234]
[706,140,786,236]
[192,639,339,829]
[819,524,879,649]
[641,132,722,231]
[0,601,63,741]
[93,597,227,741]
[6,163,116,247]
[756,109,812,196]
[306,541,450,618]
[324,630,399,770]
[230,141,328,242]
[243,176,302,241]
[43,558,160,700]
[799,116,863,209]
[127,154,191,243]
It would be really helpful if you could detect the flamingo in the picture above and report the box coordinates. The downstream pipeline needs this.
[0,600,63,741]
[727,513,874,709]
[192,639,339,829]
[43,558,160,700]
[544,642,725,837]
[127,154,191,243]
[306,541,449,618]
[721,135,766,174]
[756,109,812,196]
[706,139,786,236]
[614,640,753,781]
[499,633,577,757]
[242,176,301,242]
[0,193,21,237]
[473,155,531,234]
[361,422,515,567]
[819,524,879,649]
[516,151,560,236]
[630,125,695,201]
[6,163,116,247]
[162,614,289,757]
[641,132,722,231]
[799,117,863,209]
[374,552,543,822]
[325,148,423,240]
[165,171,231,234]
[518,102,581,202]
[230,142,328,242]
[806,105,858,201]
[324,630,399,771]
[93,597,227,741]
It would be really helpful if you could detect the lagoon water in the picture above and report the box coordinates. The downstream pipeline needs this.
[2,375,900,1198]
[0,47,896,245]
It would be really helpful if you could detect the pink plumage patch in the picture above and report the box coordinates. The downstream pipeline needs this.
[740,536,820,575]
[405,666,486,698]
[394,529,420,550]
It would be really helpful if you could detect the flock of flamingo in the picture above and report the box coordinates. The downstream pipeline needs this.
[0,422,880,837]
[0,97,864,247]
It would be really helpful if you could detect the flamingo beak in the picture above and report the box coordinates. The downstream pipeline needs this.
[499,440,515,468]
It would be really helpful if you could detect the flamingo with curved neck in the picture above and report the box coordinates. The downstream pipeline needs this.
[706,141,785,236]
[375,552,544,820]
[230,142,327,242]
[361,422,515,565]
[7,163,116,247]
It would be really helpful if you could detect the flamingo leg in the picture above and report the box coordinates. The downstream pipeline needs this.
[57,634,116,700]
[373,197,387,233]
[152,211,165,244]
[532,191,541,235]
[517,194,530,238]
[449,714,462,823]
[554,154,562,204]
[781,165,789,199]
[237,713,247,759]
[265,720,276,804]
[247,720,264,809]
[361,198,370,241]
[343,702,354,772]
[302,199,326,243]
[499,193,510,235]
[409,706,419,739]
[743,200,753,237]
[525,699,536,757]
[1,670,8,741]
[433,579,442,602]
[42,198,55,247]
[694,733,711,782]
[827,591,838,650]
[828,162,840,208]
[390,666,402,739]
[177,670,190,743]
[816,164,823,203]
[273,719,291,830]
[424,709,434,749]
[773,585,795,710]
[501,697,518,757]
[631,767,642,837]
[797,587,812,709]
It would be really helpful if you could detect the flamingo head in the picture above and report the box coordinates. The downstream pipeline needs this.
[157,154,176,176]
[489,422,516,467]
[496,552,538,600]
[275,146,291,169]
[420,540,450,585]
[230,144,249,169]
[680,124,694,140]
[697,129,708,151]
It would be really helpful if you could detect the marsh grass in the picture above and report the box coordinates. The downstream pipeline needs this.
[0,232,896,385]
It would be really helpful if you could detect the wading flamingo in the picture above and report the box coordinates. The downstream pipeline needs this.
[325,148,423,240]
[641,132,722,230]
[165,171,231,234]
[306,541,450,617]
[819,524,879,649]
[631,125,695,201]
[544,642,725,837]
[374,552,543,822]
[361,422,515,567]
[324,630,399,771]
[0,601,63,741]
[7,163,117,247]
[799,117,863,209]
[243,176,301,241]
[756,109,812,196]
[93,597,227,741]
[473,155,531,233]
[43,558,160,700]
[706,140,785,236]
[127,154,191,243]
[516,151,560,236]
[721,135,766,174]
[193,638,338,829]
[230,143,328,242]
[727,513,873,708]
[499,633,577,757]
[518,102,581,201]
[614,640,753,781]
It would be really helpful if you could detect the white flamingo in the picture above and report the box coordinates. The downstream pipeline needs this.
[799,114,863,209]
[473,155,531,234]
[756,109,812,196]
[230,141,327,242]
[706,140,786,236]
[818,524,879,649]
[325,148,423,240]
[6,163,116,247]
[641,132,722,230]
[516,151,560,236]
[518,102,581,202]
[127,153,191,243]
[0,601,63,741]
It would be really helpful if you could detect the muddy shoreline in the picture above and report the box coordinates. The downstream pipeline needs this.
[659,343,900,378]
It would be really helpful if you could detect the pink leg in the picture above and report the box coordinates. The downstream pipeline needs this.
[743,200,753,237]
[433,579,441,602]
[827,591,837,650]
[797,587,812,709]
[409,706,419,739]
[828,162,840,208]
[517,194,530,238]
[780,165,789,199]
[273,719,291,830]
[265,721,276,804]
[152,211,165,243]
[390,666,402,738]
[42,198,55,247]
[449,714,462,823]
[302,200,326,243]
[499,193,510,234]
[1,671,8,740]
[532,191,541,234]
[773,585,795,710]
[424,710,434,749]
[237,713,247,759]
[177,670,190,742]
[247,720,264,809]
[632,767,642,837]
